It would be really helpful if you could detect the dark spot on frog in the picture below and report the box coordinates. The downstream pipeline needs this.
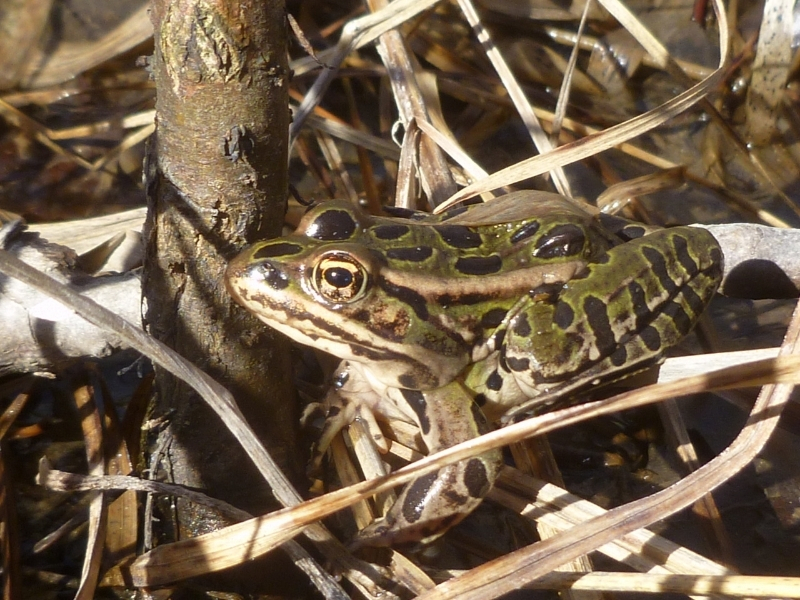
[326,405,341,418]
[387,246,433,262]
[455,255,502,275]
[534,224,586,258]
[434,225,483,249]
[379,277,429,320]
[307,209,357,240]
[662,300,692,335]
[512,314,531,337]
[464,459,489,498]
[473,393,487,407]
[610,345,628,366]
[621,225,646,240]
[681,284,705,317]
[672,235,699,275]
[553,301,574,329]
[443,489,468,506]
[400,389,430,435]
[402,472,439,523]
[351,309,371,324]
[506,355,530,372]
[510,220,541,244]
[398,368,445,392]
[480,308,508,329]
[626,280,650,323]
[583,295,616,355]
[498,349,509,372]
[486,370,503,391]
[253,242,303,259]
[365,307,411,342]
[642,246,678,295]
[639,325,661,351]
[397,372,418,389]
[372,224,410,240]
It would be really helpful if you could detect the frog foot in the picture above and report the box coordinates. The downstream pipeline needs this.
[352,449,502,548]
[303,391,390,475]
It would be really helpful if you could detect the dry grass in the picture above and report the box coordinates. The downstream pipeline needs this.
[1,0,800,597]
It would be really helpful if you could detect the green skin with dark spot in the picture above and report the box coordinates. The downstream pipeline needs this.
[225,191,723,546]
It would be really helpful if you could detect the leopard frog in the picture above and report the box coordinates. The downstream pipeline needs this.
[225,191,723,547]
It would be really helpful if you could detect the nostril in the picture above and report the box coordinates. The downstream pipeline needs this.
[253,261,290,291]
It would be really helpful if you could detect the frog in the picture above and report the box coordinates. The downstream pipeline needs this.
[225,190,723,547]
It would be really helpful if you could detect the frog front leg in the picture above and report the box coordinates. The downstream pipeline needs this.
[305,361,415,473]
[353,381,503,548]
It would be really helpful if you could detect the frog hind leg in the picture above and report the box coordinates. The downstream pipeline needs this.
[353,382,503,548]
[498,226,723,417]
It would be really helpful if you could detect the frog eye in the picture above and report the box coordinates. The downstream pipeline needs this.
[312,253,368,303]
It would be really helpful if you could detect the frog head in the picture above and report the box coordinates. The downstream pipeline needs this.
[225,201,472,390]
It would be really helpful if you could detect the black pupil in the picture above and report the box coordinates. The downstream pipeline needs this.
[324,267,353,288]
